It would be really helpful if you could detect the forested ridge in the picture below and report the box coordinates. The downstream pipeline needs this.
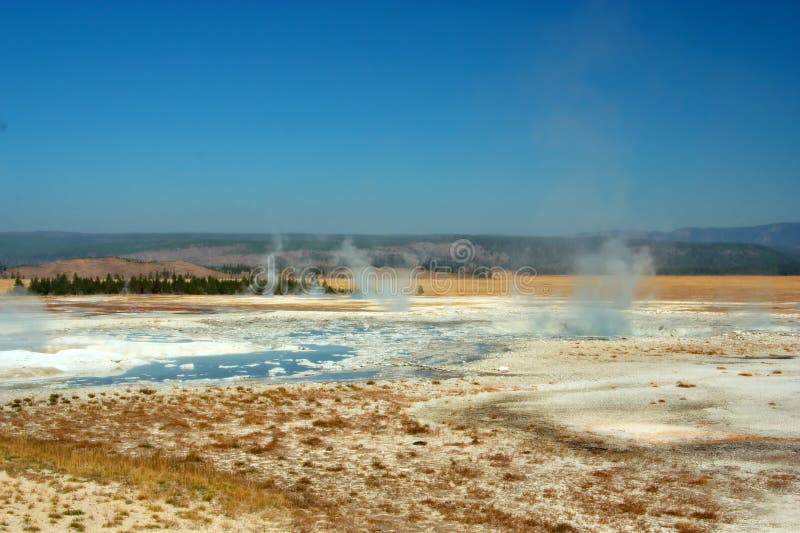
[2,231,800,275]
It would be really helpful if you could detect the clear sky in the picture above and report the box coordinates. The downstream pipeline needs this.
[0,1,798,235]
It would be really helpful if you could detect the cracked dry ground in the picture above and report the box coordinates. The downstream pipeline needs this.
[1,380,797,532]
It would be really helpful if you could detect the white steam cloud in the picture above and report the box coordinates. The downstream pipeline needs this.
[335,238,408,311]
[563,239,653,337]
[0,295,50,352]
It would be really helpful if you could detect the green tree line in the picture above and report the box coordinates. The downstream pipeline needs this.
[24,273,347,296]
[27,274,250,295]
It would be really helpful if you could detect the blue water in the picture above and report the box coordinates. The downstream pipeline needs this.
[66,344,356,386]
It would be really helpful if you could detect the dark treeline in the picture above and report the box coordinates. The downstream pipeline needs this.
[27,274,250,295]
[25,273,347,295]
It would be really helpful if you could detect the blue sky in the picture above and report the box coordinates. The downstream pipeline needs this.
[1,1,798,234]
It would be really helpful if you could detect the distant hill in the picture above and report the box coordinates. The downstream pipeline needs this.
[592,223,800,249]
[5,257,231,280]
[664,223,800,248]
[466,236,800,275]
[1,227,800,275]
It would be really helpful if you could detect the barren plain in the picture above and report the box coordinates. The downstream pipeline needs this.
[0,276,798,531]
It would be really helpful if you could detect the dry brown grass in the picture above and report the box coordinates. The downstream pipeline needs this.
[16,274,800,302]
[420,498,578,532]
[311,416,348,429]
[674,520,710,533]
[0,434,288,517]
[1,379,792,531]
[323,274,800,300]
[400,415,430,435]
[0,279,22,292]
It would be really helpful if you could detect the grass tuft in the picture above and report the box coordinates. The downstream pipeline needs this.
[0,435,288,516]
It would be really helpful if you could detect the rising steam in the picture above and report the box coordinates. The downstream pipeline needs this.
[335,238,409,311]
[563,239,653,337]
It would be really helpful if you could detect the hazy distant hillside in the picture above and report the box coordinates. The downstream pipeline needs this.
[7,257,230,280]
[2,230,800,275]
[594,223,800,249]
[466,237,800,275]
[0,232,430,266]
[665,223,800,248]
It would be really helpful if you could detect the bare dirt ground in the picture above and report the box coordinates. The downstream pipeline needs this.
[0,277,798,531]
[1,377,789,533]
[1,347,798,531]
